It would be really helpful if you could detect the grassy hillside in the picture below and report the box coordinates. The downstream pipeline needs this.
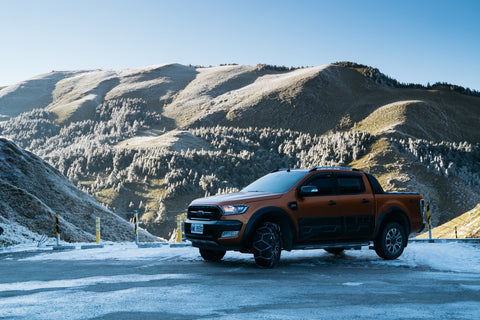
[2,63,479,142]
[417,204,480,238]
[0,62,479,238]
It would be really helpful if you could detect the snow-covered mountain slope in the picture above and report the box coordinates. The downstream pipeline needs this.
[0,138,157,246]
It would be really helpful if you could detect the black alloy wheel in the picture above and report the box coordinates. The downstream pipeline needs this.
[374,222,406,260]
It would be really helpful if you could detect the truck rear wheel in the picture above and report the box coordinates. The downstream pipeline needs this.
[374,222,406,260]
[199,248,226,262]
[253,222,282,268]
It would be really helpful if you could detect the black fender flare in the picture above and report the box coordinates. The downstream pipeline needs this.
[241,206,296,251]
[375,206,411,239]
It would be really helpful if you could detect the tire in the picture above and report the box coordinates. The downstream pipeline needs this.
[253,222,282,268]
[374,222,406,260]
[325,248,345,254]
[199,248,226,262]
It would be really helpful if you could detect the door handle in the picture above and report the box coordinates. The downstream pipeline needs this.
[361,199,369,203]
[328,200,337,206]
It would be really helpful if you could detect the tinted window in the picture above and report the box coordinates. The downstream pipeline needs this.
[306,177,335,195]
[337,176,365,194]
[242,170,308,194]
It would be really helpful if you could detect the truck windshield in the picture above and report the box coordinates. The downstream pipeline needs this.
[241,171,308,194]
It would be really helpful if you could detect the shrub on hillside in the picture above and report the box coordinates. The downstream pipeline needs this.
[392,137,480,191]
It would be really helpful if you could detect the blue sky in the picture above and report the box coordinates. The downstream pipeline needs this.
[1,0,479,90]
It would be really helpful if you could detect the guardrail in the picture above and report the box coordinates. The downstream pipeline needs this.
[48,211,188,250]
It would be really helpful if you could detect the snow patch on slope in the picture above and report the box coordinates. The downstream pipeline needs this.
[0,217,46,247]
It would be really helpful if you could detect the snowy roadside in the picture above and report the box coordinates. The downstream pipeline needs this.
[2,241,478,274]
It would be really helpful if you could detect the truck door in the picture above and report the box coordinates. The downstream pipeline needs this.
[334,173,375,239]
[295,173,343,241]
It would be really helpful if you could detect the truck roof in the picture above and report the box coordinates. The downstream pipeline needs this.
[271,167,361,173]
[309,166,361,172]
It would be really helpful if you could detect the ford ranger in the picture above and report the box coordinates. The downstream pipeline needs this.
[185,167,425,268]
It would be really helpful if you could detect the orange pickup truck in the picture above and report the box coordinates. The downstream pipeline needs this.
[185,167,425,268]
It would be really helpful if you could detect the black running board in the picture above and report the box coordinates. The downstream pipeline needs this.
[293,241,370,251]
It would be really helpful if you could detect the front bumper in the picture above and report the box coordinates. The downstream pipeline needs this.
[184,219,243,249]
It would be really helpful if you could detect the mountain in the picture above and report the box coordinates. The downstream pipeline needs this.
[0,62,479,238]
[0,138,157,246]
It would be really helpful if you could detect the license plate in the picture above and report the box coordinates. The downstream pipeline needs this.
[191,223,204,234]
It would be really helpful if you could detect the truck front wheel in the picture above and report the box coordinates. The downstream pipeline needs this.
[374,222,406,260]
[253,222,282,268]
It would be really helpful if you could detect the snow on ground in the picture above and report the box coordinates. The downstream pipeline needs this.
[2,241,478,274]
[376,242,480,273]
[1,241,479,320]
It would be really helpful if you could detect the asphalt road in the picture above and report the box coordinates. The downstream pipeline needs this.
[1,249,479,319]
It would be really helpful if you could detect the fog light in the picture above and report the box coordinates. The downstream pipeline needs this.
[221,231,239,238]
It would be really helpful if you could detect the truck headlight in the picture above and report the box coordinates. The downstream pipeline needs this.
[221,205,249,216]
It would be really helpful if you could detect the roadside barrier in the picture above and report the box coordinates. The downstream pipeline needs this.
[53,213,75,250]
[133,210,138,245]
[55,213,60,246]
[96,217,100,244]
[81,217,104,249]
[170,215,189,248]
[176,215,182,243]
[420,200,433,242]
[426,201,432,241]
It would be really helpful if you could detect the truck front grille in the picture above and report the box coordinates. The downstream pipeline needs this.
[188,206,221,220]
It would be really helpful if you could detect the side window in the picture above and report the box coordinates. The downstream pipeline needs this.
[337,176,365,194]
[306,177,335,195]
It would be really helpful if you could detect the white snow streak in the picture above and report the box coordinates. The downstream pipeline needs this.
[0,273,192,292]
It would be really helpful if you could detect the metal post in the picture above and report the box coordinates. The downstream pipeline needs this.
[176,215,182,243]
[134,211,138,245]
[427,201,432,241]
[56,213,60,246]
[96,217,100,244]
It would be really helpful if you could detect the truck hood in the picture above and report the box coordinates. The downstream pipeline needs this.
[190,192,283,206]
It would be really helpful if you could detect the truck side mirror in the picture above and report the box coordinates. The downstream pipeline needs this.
[298,185,318,197]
